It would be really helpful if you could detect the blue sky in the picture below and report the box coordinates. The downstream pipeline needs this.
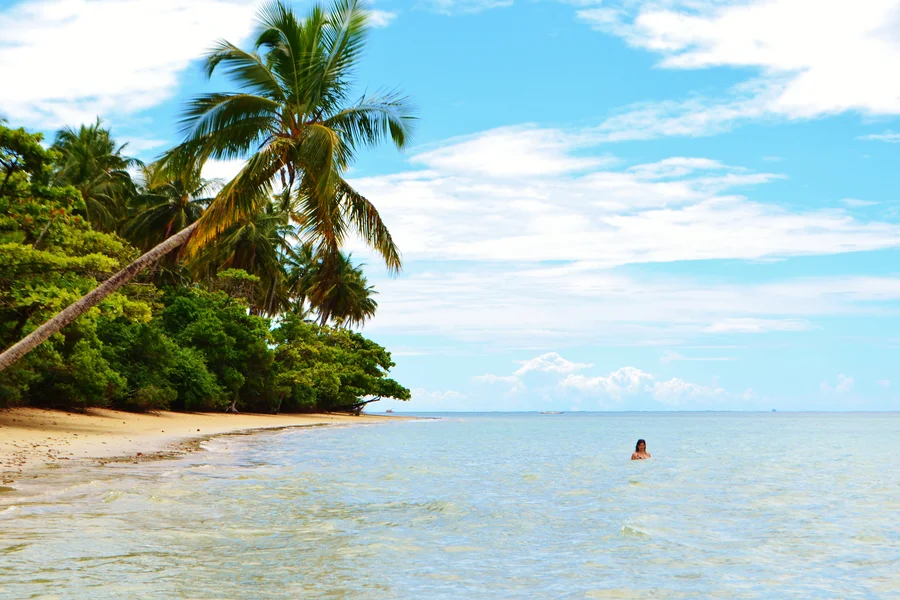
[2,0,900,411]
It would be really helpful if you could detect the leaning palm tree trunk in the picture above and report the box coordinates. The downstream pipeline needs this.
[0,223,199,372]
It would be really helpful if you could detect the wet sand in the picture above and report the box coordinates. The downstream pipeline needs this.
[0,407,401,484]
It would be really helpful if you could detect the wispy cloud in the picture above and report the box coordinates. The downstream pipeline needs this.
[821,373,854,394]
[353,125,900,348]
[703,319,811,334]
[411,387,465,402]
[425,0,514,14]
[858,130,900,143]
[660,352,736,364]
[561,365,728,407]
[575,0,900,139]
[367,9,397,27]
[841,198,879,208]
[367,264,900,344]
[475,352,591,392]
[350,126,900,271]
[0,0,260,127]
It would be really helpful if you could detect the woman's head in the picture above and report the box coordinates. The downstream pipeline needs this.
[635,439,646,452]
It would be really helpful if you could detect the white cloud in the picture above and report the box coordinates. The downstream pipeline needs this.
[560,364,728,406]
[475,351,591,392]
[652,378,726,406]
[876,379,891,388]
[561,367,655,398]
[836,374,854,393]
[426,0,513,14]
[201,159,247,183]
[122,137,169,155]
[576,0,900,138]
[411,126,614,177]
[841,198,878,208]
[513,352,592,376]
[703,319,811,334]
[351,126,900,270]
[0,0,260,127]
[367,9,397,27]
[411,388,464,402]
[660,351,736,364]
[368,263,900,344]
[859,130,900,143]
[627,157,728,180]
[592,91,772,142]
[821,373,854,393]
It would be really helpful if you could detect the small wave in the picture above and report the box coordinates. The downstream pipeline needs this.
[620,525,649,538]
[586,589,645,599]
[442,545,484,553]
[102,490,124,503]
[0,543,29,554]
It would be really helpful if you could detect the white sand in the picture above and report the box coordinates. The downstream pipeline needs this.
[0,407,401,484]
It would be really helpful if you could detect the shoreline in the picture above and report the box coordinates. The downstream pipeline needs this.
[0,407,407,486]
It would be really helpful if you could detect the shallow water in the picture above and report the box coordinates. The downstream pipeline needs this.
[1,413,899,598]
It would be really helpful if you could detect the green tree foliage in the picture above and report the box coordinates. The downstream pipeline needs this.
[0,0,413,411]
[272,314,410,413]
[97,316,225,412]
[303,251,377,327]
[159,286,275,412]
[0,1,413,372]
[0,124,151,407]
[0,121,408,413]
[52,119,139,231]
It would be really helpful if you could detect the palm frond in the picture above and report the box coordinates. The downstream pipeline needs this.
[336,178,401,272]
[204,42,285,100]
[187,148,282,253]
[324,90,415,154]
[179,93,279,141]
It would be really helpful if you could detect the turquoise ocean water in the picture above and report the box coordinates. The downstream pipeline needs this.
[1,412,898,598]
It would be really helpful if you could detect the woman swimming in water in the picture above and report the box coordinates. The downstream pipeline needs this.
[631,439,651,460]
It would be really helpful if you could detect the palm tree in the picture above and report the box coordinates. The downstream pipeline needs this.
[125,163,220,283]
[162,0,412,267]
[303,251,378,327]
[126,163,219,250]
[0,0,412,372]
[52,119,139,230]
[282,240,317,315]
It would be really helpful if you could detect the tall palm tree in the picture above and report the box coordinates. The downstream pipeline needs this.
[162,0,413,267]
[0,0,412,372]
[52,119,139,230]
[304,251,378,328]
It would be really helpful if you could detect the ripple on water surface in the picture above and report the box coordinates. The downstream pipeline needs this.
[1,413,899,599]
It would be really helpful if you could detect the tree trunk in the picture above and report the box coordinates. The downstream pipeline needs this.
[0,222,199,372]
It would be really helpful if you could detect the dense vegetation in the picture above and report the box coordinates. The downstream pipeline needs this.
[0,0,412,412]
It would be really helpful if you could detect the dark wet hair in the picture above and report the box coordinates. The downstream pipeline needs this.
[635,439,646,452]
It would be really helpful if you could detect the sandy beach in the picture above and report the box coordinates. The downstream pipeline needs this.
[0,407,400,484]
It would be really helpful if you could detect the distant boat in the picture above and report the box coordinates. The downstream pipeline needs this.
[385,409,393,413]
[540,411,563,415]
